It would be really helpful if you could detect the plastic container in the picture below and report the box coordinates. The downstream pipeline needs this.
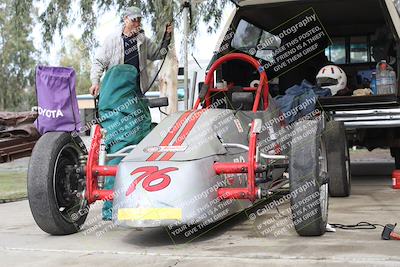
[376,60,397,95]
[390,70,397,94]
[392,169,400,189]
[371,71,377,95]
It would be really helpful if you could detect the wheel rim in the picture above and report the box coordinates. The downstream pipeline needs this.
[53,143,85,223]
[318,137,329,223]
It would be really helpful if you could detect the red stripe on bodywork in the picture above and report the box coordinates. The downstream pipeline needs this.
[146,111,192,161]
[160,109,207,161]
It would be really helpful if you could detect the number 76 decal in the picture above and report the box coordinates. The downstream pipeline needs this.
[126,166,178,196]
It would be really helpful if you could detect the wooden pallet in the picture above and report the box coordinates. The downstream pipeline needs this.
[0,138,37,163]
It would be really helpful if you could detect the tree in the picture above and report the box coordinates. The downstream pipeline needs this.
[21,0,229,119]
[0,0,37,111]
[59,36,92,95]
[37,0,230,49]
[35,0,230,116]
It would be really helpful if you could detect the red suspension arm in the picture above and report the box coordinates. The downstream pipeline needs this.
[216,121,259,202]
[85,125,116,203]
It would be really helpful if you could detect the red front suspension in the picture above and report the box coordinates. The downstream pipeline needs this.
[85,125,116,204]
[215,121,259,202]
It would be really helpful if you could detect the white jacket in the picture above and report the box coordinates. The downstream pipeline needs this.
[90,26,167,93]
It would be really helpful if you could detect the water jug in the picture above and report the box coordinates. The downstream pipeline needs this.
[376,60,397,94]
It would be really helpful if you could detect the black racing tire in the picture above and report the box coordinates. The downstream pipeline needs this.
[325,121,351,197]
[28,132,88,235]
[289,119,329,236]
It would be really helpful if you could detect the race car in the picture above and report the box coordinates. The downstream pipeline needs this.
[27,53,329,237]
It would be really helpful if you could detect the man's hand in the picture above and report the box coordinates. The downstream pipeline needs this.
[166,23,173,34]
[89,84,100,96]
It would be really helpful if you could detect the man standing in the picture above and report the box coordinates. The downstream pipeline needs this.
[89,6,172,96]
[89,7,172,220]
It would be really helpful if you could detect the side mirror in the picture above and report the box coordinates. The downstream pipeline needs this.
[143,97,169,108]
[232,92,254,110]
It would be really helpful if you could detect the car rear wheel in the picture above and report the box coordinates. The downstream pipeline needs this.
[289,119,329,236]
[28,132,88,235]
[325,121,351,197]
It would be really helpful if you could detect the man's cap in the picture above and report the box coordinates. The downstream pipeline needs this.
[124,6,142,20]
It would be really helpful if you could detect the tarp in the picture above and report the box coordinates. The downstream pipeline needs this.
[274,80,317,124]
[0,111,39,139]
[98,64,152,220]
[0,111,37,126]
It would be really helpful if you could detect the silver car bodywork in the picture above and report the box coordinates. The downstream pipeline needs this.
[113,104,283,228]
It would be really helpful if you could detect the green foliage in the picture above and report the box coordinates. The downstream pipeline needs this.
[59,36,92,95]
[37,0,231,49]
[0,0,230,110]
[0,0,37,111]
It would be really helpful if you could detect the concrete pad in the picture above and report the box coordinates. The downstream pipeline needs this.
[0,162,400,266]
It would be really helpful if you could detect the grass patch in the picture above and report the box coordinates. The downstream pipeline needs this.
[0,171,27,201]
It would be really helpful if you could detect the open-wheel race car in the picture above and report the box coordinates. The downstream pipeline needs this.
[28,53,330,237]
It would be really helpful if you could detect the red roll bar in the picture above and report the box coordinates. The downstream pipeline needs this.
[194,53,270,113]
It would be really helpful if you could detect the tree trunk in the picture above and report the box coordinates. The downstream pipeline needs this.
[159,38,178,120]
[1,83,7,111]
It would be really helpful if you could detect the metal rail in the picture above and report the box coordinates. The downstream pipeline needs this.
[332,108,400,128]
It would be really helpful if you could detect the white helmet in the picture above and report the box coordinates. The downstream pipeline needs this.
[316,65,347,96]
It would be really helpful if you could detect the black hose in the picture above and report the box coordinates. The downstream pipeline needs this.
[143,4,187,93]
[330,222,385,230]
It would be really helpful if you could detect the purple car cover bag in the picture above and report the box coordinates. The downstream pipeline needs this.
[34,66,81,134]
